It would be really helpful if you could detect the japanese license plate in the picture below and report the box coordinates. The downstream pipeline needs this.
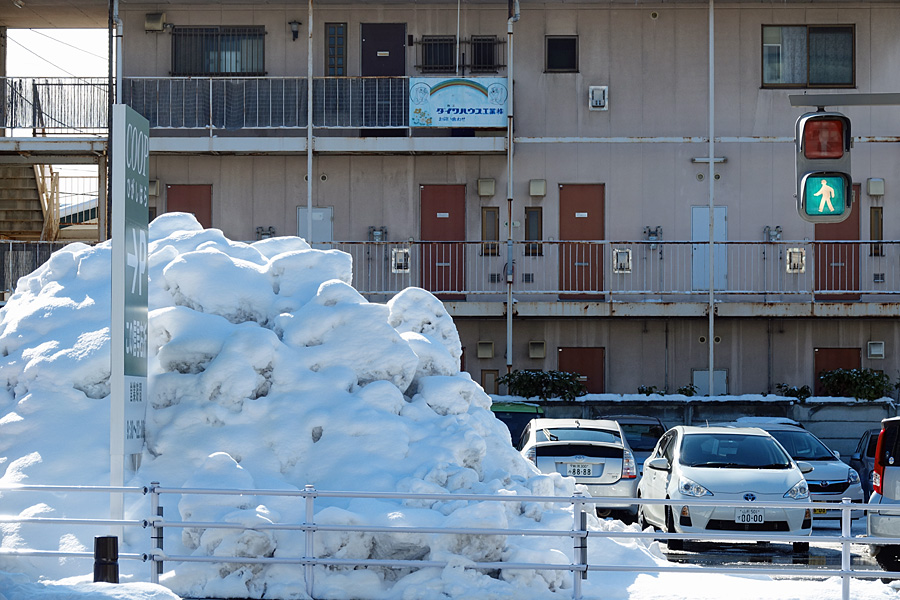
[735,508,765,524]
[813,507,828,515]
[567,463,593,477]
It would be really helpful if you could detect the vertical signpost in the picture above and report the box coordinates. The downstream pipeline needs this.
[110,104,149,526]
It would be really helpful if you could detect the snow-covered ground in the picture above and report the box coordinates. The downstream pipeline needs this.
[0,213,895,599]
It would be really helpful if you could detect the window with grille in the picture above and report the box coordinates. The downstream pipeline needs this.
[417,35,457,73]
[171,26,266,76]
[326,23,347,76]
[871,207,884,257]
[762,25,854,87]
[469,35,500,73]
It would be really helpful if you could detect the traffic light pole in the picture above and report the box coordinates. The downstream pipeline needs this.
[706,0,715,398]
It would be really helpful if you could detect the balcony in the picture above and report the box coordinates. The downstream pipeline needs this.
[331,240,900,318]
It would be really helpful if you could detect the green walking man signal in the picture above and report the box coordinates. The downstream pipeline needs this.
[795,111,852,223]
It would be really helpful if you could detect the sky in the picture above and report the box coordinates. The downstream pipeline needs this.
[0,213,897,600]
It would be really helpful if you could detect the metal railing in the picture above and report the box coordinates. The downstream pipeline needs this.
[0,78,108,132]
[0,482,895,600]
[331,240,900,300]
[122,76,409,130]
[0,241,72,295]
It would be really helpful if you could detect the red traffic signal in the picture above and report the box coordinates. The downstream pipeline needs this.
[802,118,846,160]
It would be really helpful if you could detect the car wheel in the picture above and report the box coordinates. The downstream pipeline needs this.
[665,505,684,551]
[596,507,612,518]
[874,545,900,574]
[792,541,810,553]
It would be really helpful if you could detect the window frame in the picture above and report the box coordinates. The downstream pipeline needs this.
[545,35,578,73]
[325,22,347,76]
[870,206,884,257]
[171,25,266,77]
[417,35,457,74]
[760,24,855,89]
[525,206,543,257]
[482,206,500,256]
[468,35,502,74]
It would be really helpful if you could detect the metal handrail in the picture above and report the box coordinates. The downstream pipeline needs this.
[0,482,889,600]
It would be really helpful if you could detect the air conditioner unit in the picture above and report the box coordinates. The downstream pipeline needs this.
[588,86,608,111]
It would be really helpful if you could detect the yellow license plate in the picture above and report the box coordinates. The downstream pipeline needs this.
[813,508,827,515]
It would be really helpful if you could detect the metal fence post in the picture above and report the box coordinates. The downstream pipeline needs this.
[841,497,851,600]
[572,492,587,600]
[149,481,163,583]
[93,535,119,583]
[305,484,317,598]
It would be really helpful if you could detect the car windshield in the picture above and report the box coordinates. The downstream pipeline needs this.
[619,423,665,451]
[536,427,621,444]
[767,429,837,461]
[680,433,792,469]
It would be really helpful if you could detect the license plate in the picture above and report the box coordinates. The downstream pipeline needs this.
[735,508,765,524]
[814,508,827,515]
[567,463,593,477]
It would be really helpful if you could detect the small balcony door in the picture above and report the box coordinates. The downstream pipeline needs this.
[559,184,604,297]
[814,183,860,301]
[420,184,465,299]
[558,347,605,394]
[165,184,212,228]
[691,205,727,291]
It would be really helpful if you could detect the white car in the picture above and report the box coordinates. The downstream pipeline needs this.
[637,426,813,552]
[518,418,638,518]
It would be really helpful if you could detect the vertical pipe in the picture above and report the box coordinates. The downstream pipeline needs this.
[707,0,715,397]
[307,0,314,243]
[150,481,161,584]
[505,9,516,375]
[841,497,851,600]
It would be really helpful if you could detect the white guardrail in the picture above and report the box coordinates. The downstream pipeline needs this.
[0,483,898,600]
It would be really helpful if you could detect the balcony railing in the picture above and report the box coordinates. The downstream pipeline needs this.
[330,240,899,301]
[122,77,408,130]
[1,78,108,132]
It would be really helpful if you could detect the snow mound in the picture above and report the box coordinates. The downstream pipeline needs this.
[0,213,661,598]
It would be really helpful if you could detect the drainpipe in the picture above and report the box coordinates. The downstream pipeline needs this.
[114,0,122,104]
[505,0,519,375]
[307,0,314,243]
[706,0,715,397]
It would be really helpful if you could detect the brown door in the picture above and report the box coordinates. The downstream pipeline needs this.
[420,184,465,299]
[361,23,406,76]
[558,347,605,394]
[813,347,861,396]
[559,184,604,297]
[814,183,860,301]
[166,185,212,228]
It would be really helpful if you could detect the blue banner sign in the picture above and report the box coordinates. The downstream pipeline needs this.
[409,77,508,128]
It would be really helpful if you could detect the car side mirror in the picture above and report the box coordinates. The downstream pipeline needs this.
[647,457,670,471]
[833,450,841,460]
[851,452,860,461]
[797,461,814,474]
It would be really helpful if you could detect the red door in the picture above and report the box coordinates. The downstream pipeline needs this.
[420,185,465,299]
[558,347,605,394]
[814,183,860,301]
[166,184,212,228]
[559,184,604,298]
[813,347,861,396]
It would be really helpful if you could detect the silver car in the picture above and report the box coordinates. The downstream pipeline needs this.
[518,418,638,518]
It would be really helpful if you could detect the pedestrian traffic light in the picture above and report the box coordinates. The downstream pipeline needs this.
[795,111,852,223]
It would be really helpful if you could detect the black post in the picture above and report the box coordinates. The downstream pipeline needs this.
[93,535,119,583]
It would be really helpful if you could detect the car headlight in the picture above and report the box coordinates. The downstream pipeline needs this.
[678,476,713,497]
[848,469,860,484]
[784,480,809,500]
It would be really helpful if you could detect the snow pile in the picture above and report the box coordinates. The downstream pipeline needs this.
[0,213,647,598]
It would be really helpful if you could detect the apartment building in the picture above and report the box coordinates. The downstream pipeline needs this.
[2,0,900,396]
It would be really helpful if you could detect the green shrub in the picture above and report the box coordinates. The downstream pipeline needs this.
[676,384,698,397]
[497,370,587,401]
[637,385,662,396]
[818,368,894,401]
[776,383,812,402]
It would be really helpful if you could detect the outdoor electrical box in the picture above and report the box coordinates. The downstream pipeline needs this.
[588,86,608,111]
[795,111,852,223]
